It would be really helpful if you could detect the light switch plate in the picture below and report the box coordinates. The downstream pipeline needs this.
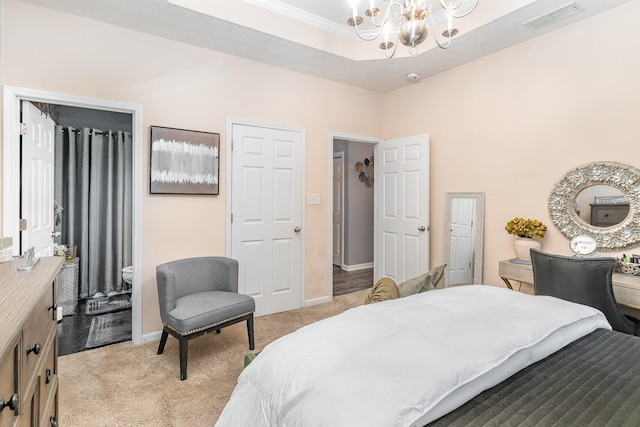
[307,193,320,205]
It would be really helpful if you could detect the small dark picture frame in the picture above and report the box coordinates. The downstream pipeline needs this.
[149,126,220,195]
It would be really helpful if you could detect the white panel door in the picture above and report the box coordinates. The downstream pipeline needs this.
[375,134,429,283]
[21,101,55,257]
[332,153,344,267]
[449,198,474,285]
[231,123,303,316]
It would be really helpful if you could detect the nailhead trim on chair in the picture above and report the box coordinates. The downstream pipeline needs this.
[166,310,255,336]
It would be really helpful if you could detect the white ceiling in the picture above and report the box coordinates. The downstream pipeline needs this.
[20,0,635,93]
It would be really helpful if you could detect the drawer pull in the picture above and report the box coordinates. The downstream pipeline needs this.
[48,303,58,311]
[50,416,58,427]
[0,393,19,412]
[26,343,42,356]
[46,368,52,384]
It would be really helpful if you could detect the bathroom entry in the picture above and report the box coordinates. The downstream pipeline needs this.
[26,102,134,355]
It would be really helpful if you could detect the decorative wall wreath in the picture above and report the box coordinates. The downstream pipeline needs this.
[355,156,374,188]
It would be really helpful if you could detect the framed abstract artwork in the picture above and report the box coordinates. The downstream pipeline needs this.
[149,126,220,195]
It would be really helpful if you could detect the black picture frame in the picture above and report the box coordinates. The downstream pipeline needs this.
[149,126,220,195]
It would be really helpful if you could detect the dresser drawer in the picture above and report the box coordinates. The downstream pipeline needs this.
[39,376,58,427]
[594,207,628,223]
[38,332,57,419]
[21,284,55,394]
[0,341,19,427]
[18,381,37,427]
[590,203,630,226]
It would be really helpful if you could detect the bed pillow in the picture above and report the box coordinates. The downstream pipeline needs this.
[397,264,447,298]
[244,351,261,368]
[363,277,399,304]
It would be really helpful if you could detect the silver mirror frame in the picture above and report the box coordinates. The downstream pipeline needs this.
[443,192,485,286]
[549,161,640,250]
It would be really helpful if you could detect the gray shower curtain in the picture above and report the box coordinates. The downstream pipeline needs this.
[54,126,132,298]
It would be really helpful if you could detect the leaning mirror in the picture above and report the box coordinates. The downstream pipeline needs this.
[549,161,640,250]
[443,192,485,286]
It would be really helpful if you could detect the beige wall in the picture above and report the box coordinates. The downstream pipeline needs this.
[2,0,640,335]
[0,0,384,335]
[383,0,640,292]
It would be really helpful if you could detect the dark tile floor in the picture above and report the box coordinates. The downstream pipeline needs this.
[58,300,93,356]
[58,295,132,356]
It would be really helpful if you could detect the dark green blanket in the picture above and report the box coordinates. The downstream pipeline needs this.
[428,329,640,426]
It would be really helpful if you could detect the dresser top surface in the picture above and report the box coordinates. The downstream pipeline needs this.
[0,256,63,357]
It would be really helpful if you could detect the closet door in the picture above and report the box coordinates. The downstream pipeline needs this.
[230,122,304,317]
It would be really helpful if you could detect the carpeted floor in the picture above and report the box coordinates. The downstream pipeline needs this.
[59,288,368,427]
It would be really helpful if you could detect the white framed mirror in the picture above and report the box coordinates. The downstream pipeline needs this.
[443,192,485,286]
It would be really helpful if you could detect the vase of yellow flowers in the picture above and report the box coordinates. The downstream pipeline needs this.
[505,217,548,261]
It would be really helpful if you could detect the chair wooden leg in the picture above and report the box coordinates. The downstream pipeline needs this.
[247,314,255,350]
[157,329,169,355]
[179,336,188,381]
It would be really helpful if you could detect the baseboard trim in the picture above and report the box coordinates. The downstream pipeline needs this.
[341,262,373,272]
[141,330,162,344]
[305,296,331,307]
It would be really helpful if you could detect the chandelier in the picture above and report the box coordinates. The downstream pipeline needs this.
[347,0,479,59]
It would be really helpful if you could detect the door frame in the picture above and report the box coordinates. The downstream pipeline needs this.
[332,151,345,269]
[3,85,144,345]
[328,132,382,299]
[225,118,306,310]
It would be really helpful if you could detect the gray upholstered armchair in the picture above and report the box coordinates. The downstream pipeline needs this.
[530,249,640,336]
[156,256,255,380]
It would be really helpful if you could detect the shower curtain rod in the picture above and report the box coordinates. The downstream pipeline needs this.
[60,128,104,135]
[60,128,130,135]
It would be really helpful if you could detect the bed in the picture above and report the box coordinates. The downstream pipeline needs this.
[216,285,640,426]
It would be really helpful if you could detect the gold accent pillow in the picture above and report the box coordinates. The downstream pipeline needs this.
[396,264,447,298]
[363,277,399,304]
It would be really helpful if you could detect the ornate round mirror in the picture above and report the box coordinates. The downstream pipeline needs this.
[549,161,640,250]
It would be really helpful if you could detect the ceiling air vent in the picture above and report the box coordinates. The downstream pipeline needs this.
[523,2,585,30]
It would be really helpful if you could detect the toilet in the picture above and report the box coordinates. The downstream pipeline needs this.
[122,265,133,287]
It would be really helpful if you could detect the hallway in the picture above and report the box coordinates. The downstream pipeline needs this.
[333,266,373,296]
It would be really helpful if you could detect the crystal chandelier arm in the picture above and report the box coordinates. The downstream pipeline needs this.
[352,19,385,41]
[351,1,404,42]
[439,0,480,19]
[427,10,453,49]
[382,39,399,59]
[369,0,404,28]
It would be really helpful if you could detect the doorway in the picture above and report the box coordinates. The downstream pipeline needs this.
[55,104,133,354]
[3,86,143,346]
[329,132,430,298]
[331,135,377,297]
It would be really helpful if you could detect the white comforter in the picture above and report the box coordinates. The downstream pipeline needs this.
[216,285,610,427]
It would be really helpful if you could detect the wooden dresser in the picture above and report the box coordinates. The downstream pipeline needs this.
[590,203,630,227]
[0,257,63,427]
